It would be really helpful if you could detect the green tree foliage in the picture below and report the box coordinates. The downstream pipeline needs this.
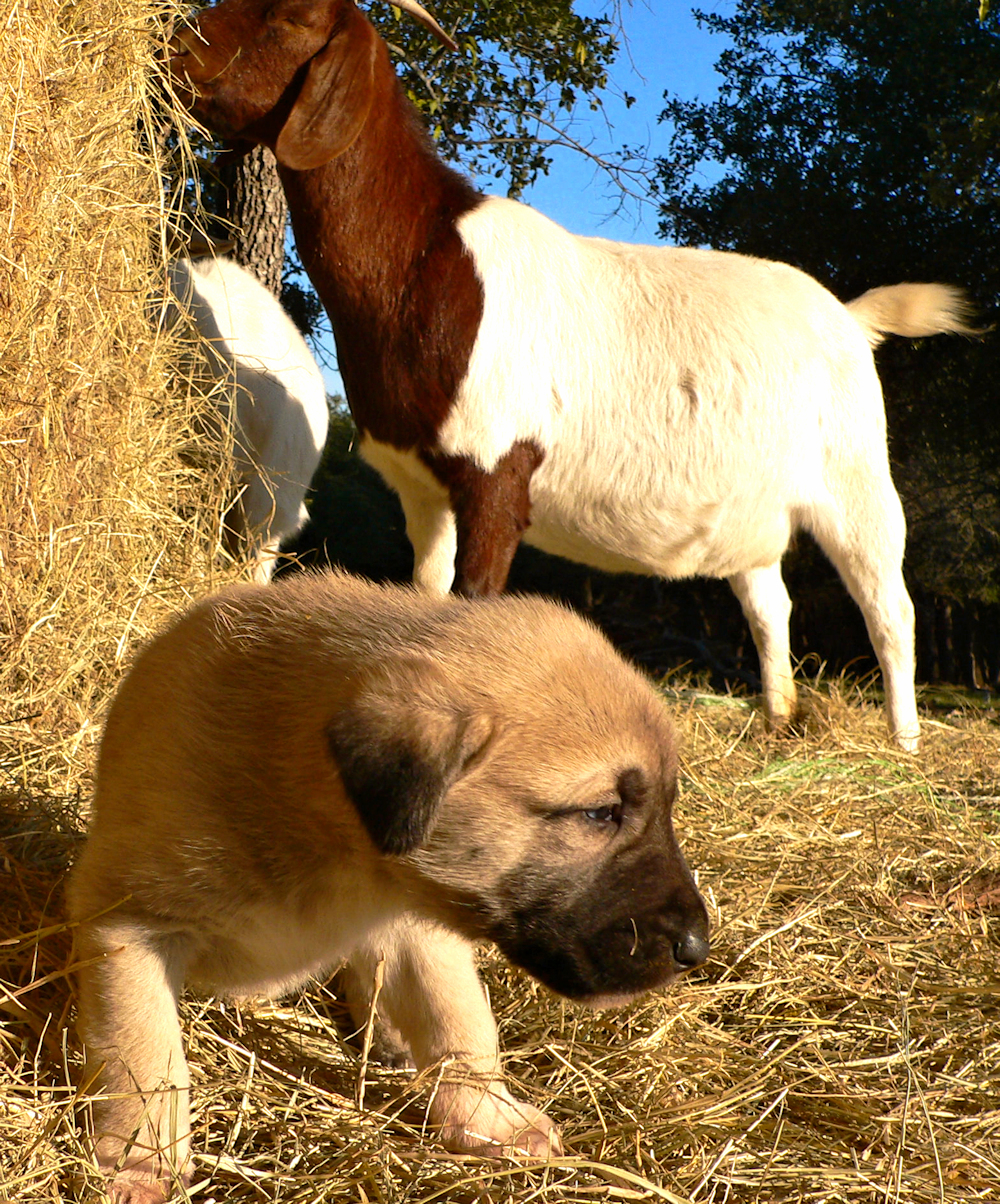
[657,1,1000,284]
[654,0,1000,685]
[372,0,622,194]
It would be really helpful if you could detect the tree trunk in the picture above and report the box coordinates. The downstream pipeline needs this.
[913,589,937,683]
[217,145,288,296]
[935,599,955,683]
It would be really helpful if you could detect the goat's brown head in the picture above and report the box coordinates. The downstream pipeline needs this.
[169,0,454,170]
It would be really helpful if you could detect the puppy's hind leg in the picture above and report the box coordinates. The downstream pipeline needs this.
[75,918,193,1204]
[350,917,562,1159]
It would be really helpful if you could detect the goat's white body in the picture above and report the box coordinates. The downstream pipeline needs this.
[447,197,888,577]
[169,257,329,582]
[362,195,927,749]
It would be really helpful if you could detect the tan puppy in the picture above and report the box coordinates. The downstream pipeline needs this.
[68,572,709,1203]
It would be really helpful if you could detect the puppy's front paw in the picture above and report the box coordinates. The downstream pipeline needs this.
[103,1173,169,1204]
[99,1162,193,1204]
[430,1079,562,1159]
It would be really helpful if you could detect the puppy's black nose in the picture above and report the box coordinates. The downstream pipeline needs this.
[673,929,710,970]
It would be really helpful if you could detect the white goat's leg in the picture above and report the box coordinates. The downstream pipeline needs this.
[729,563,796,727]
[396,489,457,594]
[250,537,279,584]
[240,473,282,582]
[75,920,192,1204]
[236,473,311,582]
[251,500,310,583]
[817,547,919,752]
[809,490,920,752]
[347,917,560,1158]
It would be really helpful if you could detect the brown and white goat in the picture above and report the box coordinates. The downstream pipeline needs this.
[169,0,976,751]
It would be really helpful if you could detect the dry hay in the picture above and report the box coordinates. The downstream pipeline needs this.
[0,0,239,803]
[0,0,247,1184]
[2,686,998,1203]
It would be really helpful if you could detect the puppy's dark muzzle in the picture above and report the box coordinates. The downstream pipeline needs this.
[642,891,711,972]
[491,895,710,1004]
[672,925,710,971]
[488,834,710,1004]
[596,898,710,983]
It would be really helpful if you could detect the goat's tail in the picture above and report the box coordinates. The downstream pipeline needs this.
[846,282,981,348]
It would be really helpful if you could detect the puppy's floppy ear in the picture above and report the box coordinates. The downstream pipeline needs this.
[275,14,377,170]
[327,658,494,856]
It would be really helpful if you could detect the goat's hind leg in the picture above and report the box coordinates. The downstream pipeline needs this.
[242,472,307,583]
[729,562,797,729]
[808,486,919,752]
[75,918,193,1204]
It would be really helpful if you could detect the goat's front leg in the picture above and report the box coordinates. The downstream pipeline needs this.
[75,919,193,1204]
[395,486,459,594]
[428,442,543,596]
[347,917,561,1159]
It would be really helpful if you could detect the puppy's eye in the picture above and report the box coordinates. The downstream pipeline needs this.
[582,803,623,827]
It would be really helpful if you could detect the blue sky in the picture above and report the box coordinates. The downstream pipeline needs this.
[317,0,731,394]
[521,0,728,243]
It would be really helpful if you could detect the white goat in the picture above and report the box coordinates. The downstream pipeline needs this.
[167,256,329,583]
[368,207,973,752]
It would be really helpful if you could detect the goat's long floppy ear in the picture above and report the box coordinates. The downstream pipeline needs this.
[275,15,377,170]
[327,659,495,856]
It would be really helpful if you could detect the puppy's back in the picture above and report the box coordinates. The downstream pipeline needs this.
[70,571,658,920]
